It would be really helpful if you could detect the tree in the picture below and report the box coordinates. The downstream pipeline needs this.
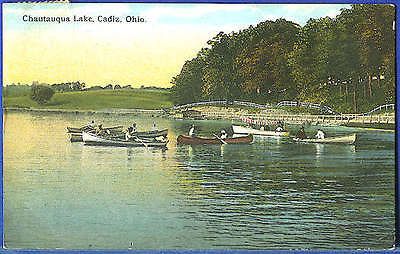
[171,56,205,104]
[71,81,85,91]
[171,4,395,112]
[30,84,55,104]
[237,19,300,102]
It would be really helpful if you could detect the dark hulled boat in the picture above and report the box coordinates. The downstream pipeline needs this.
[67,125,124,134]
[132,129,168,138]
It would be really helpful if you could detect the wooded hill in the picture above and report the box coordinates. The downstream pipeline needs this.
[170,4,395,113]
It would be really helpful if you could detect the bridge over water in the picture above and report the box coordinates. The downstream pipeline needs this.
[169,100,395,126]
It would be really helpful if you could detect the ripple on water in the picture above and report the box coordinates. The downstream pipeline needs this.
[3,112,395,249]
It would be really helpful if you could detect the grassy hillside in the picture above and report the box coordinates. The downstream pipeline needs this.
[3,89,173,110]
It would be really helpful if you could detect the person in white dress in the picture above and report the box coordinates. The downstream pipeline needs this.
[189,124,195,137]
[315,129,325,139]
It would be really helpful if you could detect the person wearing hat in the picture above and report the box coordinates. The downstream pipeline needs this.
[220,129,227,140]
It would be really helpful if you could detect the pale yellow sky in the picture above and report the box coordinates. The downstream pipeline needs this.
[4,23,214,87]
[3,3,349,87]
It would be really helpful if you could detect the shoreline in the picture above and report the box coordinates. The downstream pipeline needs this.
[4,106,395,131]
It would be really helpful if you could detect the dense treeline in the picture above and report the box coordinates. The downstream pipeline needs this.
[171,5,395,113]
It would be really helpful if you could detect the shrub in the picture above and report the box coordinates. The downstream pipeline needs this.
[30,85,55,104]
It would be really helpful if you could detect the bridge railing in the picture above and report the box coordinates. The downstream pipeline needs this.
[199,111,395,124]
[173,100,271,110]
[360,104,395,116]
[276,101,338,115]
[172,100,394,116]
[232,100,270,109]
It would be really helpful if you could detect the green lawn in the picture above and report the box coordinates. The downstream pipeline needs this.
[3,89,173,110]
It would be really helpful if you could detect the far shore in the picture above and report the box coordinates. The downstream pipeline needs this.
[4,106,395,131]
[3,107,164,115]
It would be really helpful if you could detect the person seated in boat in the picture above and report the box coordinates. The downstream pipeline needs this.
[96,124,105,135]
[188,124,196,137]
[315,129,325,139]
[131,123,137,133]
[220,130,228,140]
[125,127,133,141]
[88,120,96,128]
[296,126,307,139]
[276,121,284,131]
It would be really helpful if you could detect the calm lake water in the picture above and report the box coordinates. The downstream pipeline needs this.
[3,111,395,250]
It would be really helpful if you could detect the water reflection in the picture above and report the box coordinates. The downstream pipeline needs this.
[3,111,396,250]
[315,143,325,158]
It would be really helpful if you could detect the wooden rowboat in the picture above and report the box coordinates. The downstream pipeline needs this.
[70,132,125,142]
[82,132,168,148]
[132,129,168,138]
[293,133,357,145]
[67,125,124,134]
[177,134,253,145]
[232,125,289,137]
[69,128,168,142]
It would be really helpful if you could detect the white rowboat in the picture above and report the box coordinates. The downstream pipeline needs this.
[232,125,289,137]
[293,133,357,145]
[82,132,168,147]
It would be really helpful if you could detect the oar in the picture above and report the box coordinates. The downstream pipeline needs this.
[134,136,149,149]
[213,134,227,144]
[81,125,92,131]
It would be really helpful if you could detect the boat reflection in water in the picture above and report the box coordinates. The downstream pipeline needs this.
[3,112,395,249]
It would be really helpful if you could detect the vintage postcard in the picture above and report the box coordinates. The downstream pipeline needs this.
[2,2,396,250]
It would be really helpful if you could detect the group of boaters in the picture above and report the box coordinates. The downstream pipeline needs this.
[189,124,228,140]
[87,120,162,141]
[87,120,112,136]
[124,122,160,141]
[189,122,326,140]
[88,119,326,142]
